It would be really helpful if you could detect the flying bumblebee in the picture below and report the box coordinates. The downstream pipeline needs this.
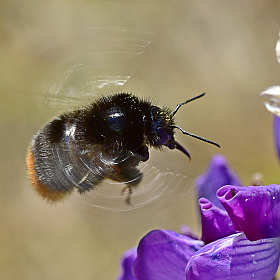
[26,92,220,204]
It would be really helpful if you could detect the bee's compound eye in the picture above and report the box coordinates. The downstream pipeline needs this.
[157,127,170,145]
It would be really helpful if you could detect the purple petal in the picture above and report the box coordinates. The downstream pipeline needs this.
[195,155,242,209]
[133,229,203,280]
[199,198,237,244]
[186,233,280,280]
[274,115,280,163]
[217,184,280,241]
[116,247,137,280]
[179,225,199,240]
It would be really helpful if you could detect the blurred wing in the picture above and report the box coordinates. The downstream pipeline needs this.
[23,28,152,111]
[54,123,143,192]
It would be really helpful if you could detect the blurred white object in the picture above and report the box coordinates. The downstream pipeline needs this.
[260,86,280,116]
[260,31,280,116]
[276,31,280,64]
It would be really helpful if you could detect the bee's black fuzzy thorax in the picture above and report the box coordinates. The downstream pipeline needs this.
[62,93,175,152]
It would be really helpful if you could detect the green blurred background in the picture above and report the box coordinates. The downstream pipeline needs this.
[1,0,280,279]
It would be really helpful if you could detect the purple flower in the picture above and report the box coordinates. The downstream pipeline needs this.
[199,197,236,244]
[218,184,280,241]
[195,154,242,210]
[186,233,280,280]
[117,156,280,280]
[133,230,203,280]
[116,247,137,280]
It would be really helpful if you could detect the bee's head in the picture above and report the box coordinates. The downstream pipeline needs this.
[147,106,191,160]
[147,93,220,160]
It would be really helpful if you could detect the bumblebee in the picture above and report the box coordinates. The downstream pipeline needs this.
[26,92,220,204]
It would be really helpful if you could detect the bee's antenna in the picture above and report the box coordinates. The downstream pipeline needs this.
[173,125,221,148]
[170,92,205,118]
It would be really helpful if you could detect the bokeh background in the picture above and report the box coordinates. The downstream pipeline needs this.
[1,0,280,279]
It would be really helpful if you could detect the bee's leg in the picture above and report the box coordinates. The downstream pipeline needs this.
[120,167,143,205]
[121,185,133,205]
